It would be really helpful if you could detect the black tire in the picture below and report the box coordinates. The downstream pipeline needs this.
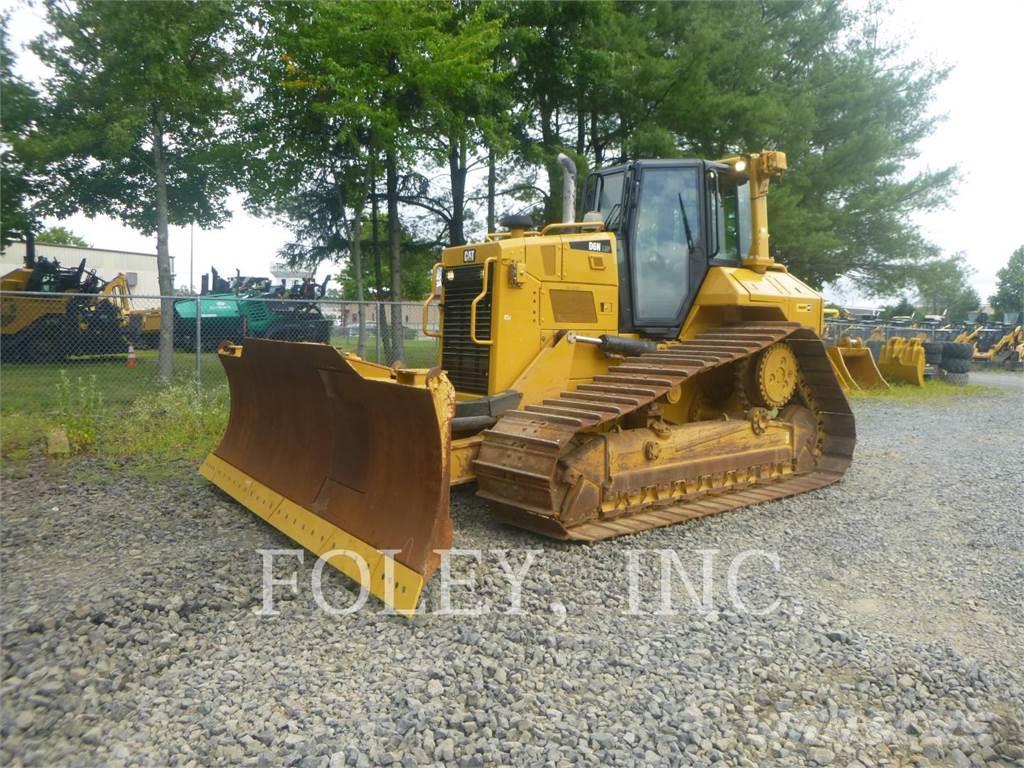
[22,314,71,363]
[940,357,971,373]
[944,371,969,386]
[174,325,195,352]
[139,331,159,350]
[942,341,973,360]
[923,341,943,365]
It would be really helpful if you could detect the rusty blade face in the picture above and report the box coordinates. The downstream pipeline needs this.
[205,339,454,613]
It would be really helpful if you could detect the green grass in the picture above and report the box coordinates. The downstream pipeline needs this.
[0,349,226,417]
[1,412,51,462]
[0,337,439,466]
[110,383,229,480]
[847,379,999,401]
[0,349,226,464]
[329,335,439,368]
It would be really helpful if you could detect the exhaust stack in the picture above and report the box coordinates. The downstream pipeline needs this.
[24,232,36,268]
[557,153,577,223]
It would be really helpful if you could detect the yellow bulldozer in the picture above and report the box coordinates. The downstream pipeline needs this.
[200,151,856,614]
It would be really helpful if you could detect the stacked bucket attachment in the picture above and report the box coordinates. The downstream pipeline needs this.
[826,336,889,392]
[200,339,455,615]
[878,337,925,387]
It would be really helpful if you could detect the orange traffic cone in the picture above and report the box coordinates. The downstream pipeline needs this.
[126,344,138,368]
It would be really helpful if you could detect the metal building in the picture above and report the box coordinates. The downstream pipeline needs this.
[0,241,173,295]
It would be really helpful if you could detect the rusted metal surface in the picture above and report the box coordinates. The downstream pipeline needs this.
[475,322,855,540]
[212,339,454,581]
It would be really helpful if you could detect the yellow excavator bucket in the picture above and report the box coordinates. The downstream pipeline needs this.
[878,337,925,387]
[826,346,857,391]
[199,339,455,615]
[827,337,889,390]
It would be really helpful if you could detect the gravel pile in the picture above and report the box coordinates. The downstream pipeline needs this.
[2,374,1022,767]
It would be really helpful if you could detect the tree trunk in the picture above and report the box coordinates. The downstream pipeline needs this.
[448,134,467,246]
[540,101,559,222]
[370,156,390,362]
[576,107,586,156]
[152,117,174,383]
[334,173,367,359]
[351,211,367,358]
[385,147,404,365]
[487,147,496,234]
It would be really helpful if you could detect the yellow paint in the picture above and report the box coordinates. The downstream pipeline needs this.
[681,266,823,338]
[451,435,482,485]
[508,333,578,406]
[718,151,787,272]
[200,453,426,616]
[878,338,925,387]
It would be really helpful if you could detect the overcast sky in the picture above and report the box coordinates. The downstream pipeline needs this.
[6,0,1021,305]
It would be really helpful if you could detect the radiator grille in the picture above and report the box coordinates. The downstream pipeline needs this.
[441,265,492,394]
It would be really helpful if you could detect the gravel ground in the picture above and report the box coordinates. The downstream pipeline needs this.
[2,373,1022,767]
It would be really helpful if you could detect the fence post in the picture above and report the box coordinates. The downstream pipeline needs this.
[195,296,202,395]
[376,301,383,364]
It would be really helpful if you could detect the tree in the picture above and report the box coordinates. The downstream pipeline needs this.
[1,16,41,248]
[28,1,238,380]
[879,296,915,320]
[36,226,89,247]
[236,2,376,355]
[633,1,954,295]
[989,246,1024,319]
[333,214,437,301]
[501,1,620,221]
[912,254,979,320]
[773,3,955,294]
[415,2,505,246]
[242,0,502,363]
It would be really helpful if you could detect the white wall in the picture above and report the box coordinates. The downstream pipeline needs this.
[0,242,174,296]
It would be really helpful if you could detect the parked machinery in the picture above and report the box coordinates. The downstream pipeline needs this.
[1,249,128,362]
[200,151,857,614]
[826,336,889,391]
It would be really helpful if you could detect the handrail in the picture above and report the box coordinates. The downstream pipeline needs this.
[539,220,605,237]
[484,230,541,241]
[470,257,496,346]
[421,262,443,338]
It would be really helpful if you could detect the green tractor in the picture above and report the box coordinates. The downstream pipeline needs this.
[172,269,332,352]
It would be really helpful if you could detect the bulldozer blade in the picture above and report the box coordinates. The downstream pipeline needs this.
[828,346,889,390]
[200,339,455,615]
[878,338,925,387]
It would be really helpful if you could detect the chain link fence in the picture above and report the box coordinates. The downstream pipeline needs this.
[5,292,1015,458]
[823,320,967,344]
[0,290,439,441]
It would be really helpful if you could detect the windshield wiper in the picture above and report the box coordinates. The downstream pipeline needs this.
[603,202,622,231]
[678,193,695,254]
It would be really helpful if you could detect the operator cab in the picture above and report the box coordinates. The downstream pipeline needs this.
[583,159,752,338]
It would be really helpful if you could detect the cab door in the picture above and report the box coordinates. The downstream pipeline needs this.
[624,160,709,338]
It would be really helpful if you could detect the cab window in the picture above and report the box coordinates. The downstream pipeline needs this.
[596,172,624,214]
[632,166,701,323]
[718,177,751,262]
